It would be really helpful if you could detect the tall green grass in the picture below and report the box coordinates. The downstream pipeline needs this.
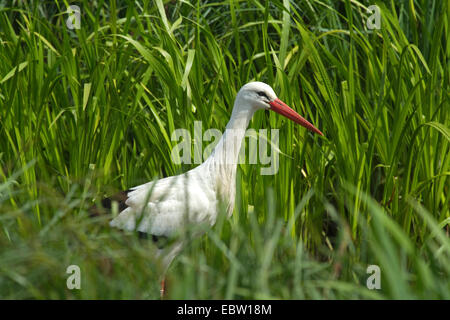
[0,0,448,299]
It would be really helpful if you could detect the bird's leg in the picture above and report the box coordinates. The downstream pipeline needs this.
[160,278,166,299]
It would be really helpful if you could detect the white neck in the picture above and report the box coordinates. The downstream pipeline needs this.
[202,98,256,215]
[209,101,255,169]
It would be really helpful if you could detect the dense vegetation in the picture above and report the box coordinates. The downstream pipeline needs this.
[0,0,448,299]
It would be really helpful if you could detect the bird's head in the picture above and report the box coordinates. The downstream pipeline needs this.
[237,81,323,136]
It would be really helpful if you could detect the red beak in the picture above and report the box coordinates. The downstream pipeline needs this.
[269,98,323,136]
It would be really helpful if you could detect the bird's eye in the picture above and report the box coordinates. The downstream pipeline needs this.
[257,91,268,99]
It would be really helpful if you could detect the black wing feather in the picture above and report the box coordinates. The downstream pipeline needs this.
[90,189,167,247]
[89,189,131,217]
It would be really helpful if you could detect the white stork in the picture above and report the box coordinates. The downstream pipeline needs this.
[102,81,323,297]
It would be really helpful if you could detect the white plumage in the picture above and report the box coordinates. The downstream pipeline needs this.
[110,167,218,236]
[107,81,323,296]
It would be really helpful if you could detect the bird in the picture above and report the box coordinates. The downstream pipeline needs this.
[98,81,323,298]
